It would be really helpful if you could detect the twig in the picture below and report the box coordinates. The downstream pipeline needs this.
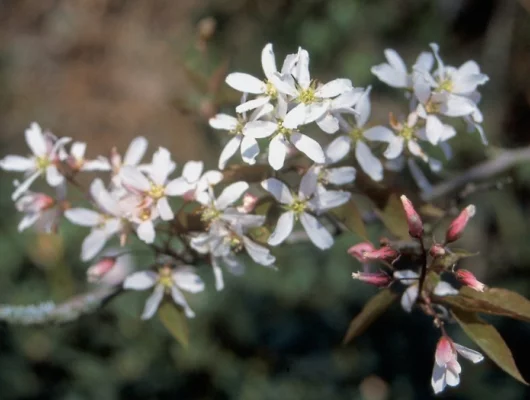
[421,146,530,202]
[416,236,428,304]
[0,286,120,325]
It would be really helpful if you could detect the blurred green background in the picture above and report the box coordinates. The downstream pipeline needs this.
[2,0,530,399]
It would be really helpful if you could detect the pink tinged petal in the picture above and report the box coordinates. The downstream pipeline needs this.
[314,190,351,211]
[46,165,64,186]
[157,197,174,221]
[426,115,444,144]
[165,177,191,196]
[401,285,419,312]
[435,336,456,365]
[120,166,151,192]
[212,258,225,291]
[317,114,339,134]
[269,73,298,97]
[173,267,205,293]
[235,96,271,114]
[242,236,276,266]
[137,220,155,243]
[82,158,111,171]
[81,229,108,261]
[12,171,42,200]
[268,134,289,170]
[290,132,326,164]
[170,286,196,318]
[433,281,459,296]
[182,160,203,183]
[25,122,47,157]
[363,126,396,143]
[141,285,164,320]
[150,147,173,185]
[124,270,158,290]
[218,135,242,169]
[315,79,352,98]
[300,212,333,250]
[325,135,352,163]
[355,141,383,182]
[240,136,260,164]
[215,181,249,209]
[299,168,318,198]
[65,208,101,226]
[268,211,294,246]
[431,363,448,394]
[70,142,86,159]
[371,64,407,88]
[18,214,40,232]
[294,48,311,88]
[326,167,356,185]
[225,72,266,94]
[209,114,238,131]
[123,136,148,166]
[454,344,484,363]
[261,178,293,204]
[384,137,404,159]
[261,43,277,80]
[354,87,372,127]
[244,121,277,139]
[0,155,34,171]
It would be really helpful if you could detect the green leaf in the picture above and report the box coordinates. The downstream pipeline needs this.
[438,287,530,322]
[158,302,189,348]
[374,193,410,240]
[343,289,398,345]
[331,199,369,240]
[452,309,528,385]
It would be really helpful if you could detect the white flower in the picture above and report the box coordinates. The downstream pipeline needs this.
[65,178,124,260]
[244,96,326,170]
[120,147,182,222]
[123,265,204,319]
[371,48,434,89]
[271,47,353,128]
[395,270,458,312]
[61,141,111,172]
[196,181,250,225]
[315,88,364,134]
[261,170,345,250]
[110,136,149,188]
[209,103,273,169]
[431,336,484,394]
[0,122,71,200]
[313,135,357,188]
[15,191,61,233]
[225,43,298,113]
[335,88,396,181]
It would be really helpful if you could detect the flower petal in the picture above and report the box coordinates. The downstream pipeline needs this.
[355,141,383,181]
[141,285,164,320]
[218,135,242,170]
[355,88,372,127]
[165,177,191,196]
[65,208,101,226]
[401,285,419,312]
[123,270,158,290]
[261,178,293,204]
[209,114,238,131]
[212,258,224,291]
[80,229,109,261]
[182,161,203,183]
[268,134,289,170]
[173,267,205,293]
[25,123,47,157]
[290,132,325,164]
[215,181,249,209]
[434,281,459,296]
[243,236,276,266]
[123,137,148,166]
[454,344,484,364]
[426,115,444,144]
[363,126,396,143]
[431,363,448,394]
[325,135,352,164]
[268,211,294,246]
[261,43,277,80]
[240,136,260,164]
[326,166,356,185]
[243,121,277,139]
[12,171,42,200]
[170,286,196,318]
[299,168,318,199]
[225,72,266,94]
[300,212,334,250]
[150,147,174,185]
[235,96,271,114]
[157,197,174,221]
[316,114,339,134]
[0,155,34,171]
[314,190,351,211]
[315,79,352,98]
[46,165,64,187]
[137,220,156,243]
[120,166,151,192]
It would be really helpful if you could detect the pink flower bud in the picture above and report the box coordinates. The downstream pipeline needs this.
[435,336,456,366]
[352,271,392,287]
[429,244,446,258]
[16,193,55,213]
[363,246,399,263]
[347,242,376,262]
[87,257,117,282]
[237,193,259,214]
[455,269,486,292]
[400,195,423,238]
[445,205,476,244]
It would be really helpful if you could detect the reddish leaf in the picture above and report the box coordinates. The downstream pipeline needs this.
[374,193,410,240]
[343,289,398,345]
[452,309,528,385]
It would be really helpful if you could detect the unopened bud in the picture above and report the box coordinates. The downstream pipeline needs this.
[237,193,259,214]
[455,269,486,292]
[87,257,117,282]
[352,271,392,287]
[400,195,423,238]
[446,205,476,244]
[435,336,456,365]
[347,242,376,262]
[429,244,446,258]
[16,193,55,213]
[363,246,399,263]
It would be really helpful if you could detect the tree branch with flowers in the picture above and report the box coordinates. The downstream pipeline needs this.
[1,41,529,395]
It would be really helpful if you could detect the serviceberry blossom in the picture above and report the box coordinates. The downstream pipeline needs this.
[0,123,71,200]
[311,136,357,190]
[209,103,273,169]
[123,265,204,319]
[244,96,326,170]
[432,336,484,394]
[315,88,364,134]
[261,170,348,250]
[271,47,353,128]
[225,43,297,113]
[162,160,223,202]
[15,191,61,233]
[65,178,124,261]
[110,136,149,188]
[61,141,111,172]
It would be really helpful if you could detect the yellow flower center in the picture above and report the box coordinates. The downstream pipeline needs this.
[227,234,243,252]
[349,128,365,142]
[229,120,244,136]
[288,197,308,216]
[399,126,415,141]
[277,120,292,138]
[35,156,51,171]
[148,183,165,200]
[298,87,316,104]
[201,206,221,223]
[158,267,173,290]
[265,81,278,99]
[139,207,152,221]
[438,78,453,93]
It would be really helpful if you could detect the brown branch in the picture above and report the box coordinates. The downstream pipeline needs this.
[421,146,530,202]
